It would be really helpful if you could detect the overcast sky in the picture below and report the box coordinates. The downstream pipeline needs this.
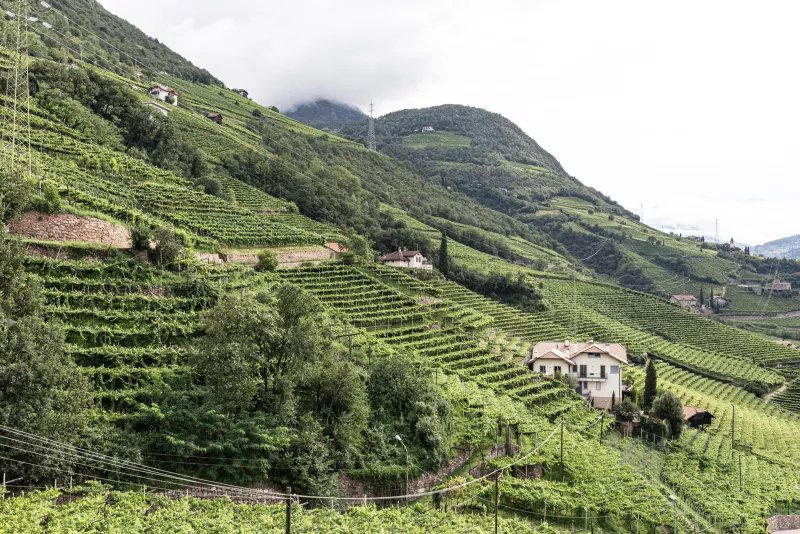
[98,0,799,245]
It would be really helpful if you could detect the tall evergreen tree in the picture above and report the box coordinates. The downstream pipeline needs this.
[643,358,658,410]
[438,232,449,275]
[700,287,705,308]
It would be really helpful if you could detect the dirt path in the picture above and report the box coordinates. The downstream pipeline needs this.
[720,310,800,320]
[764,384,789,403]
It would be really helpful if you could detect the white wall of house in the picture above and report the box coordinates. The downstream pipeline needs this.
[381,255,433,270]
[532,357,570,376]
[571,352,623,410]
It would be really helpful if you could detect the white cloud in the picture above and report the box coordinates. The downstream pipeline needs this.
[98,0,800,245]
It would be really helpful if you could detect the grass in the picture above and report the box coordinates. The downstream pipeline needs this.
[402,132,471,149]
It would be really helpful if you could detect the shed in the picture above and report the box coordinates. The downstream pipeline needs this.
[683,406,714,429]
[206,112,223,124]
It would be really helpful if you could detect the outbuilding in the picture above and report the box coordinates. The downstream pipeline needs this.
[683,406,714,429]
[206,112,223,124]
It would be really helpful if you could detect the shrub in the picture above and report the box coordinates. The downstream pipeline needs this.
[252,108,263,118]
[652,391,684,439]
[130,224,153,251]
[153,228,185,266]
[255,251,278,272]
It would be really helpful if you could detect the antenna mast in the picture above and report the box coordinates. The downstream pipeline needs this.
[2,0,32,175]
[715,219,720,244]
[368,101,376,151]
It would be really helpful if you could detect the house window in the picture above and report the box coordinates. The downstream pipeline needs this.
[554,365,562,374]
[582,381,588,391]
[572,365,578,372]
[600,365,606,379]
[579,365,587,378]
[539,365,546,374]
[611,365,619,374]
[596,382,601,391]
[588,353,600,358]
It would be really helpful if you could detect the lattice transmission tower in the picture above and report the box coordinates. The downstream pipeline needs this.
[367,101,376,151]
[1,0,33,175]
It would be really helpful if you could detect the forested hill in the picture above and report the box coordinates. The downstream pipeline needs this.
[24,0,220,84]
[341,104,631,216]
[285,99,367,131]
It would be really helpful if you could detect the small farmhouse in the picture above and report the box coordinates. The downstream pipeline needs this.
[683,406,714,429]
[324,242,348,259]
[421,126,435,132]
[233,88,249,98]
[378,249,433,270]
[149,84,178,105]
[206,112,223,124]
[670,294,699,310]
[527,341,627,410]
[776,339,795,347]
[143,101,170,117]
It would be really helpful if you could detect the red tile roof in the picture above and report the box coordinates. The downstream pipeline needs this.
[324,242,347,253]
[671,295,698,302]
[379,250,422,262]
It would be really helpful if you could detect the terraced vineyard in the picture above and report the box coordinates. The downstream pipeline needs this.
[277,264,583,416]
[540,278,800,367]
[24,253,211,414]
[628,361,800,465]
[772,378,800,413]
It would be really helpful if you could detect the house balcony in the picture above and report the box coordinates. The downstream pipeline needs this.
[573,373,607,381]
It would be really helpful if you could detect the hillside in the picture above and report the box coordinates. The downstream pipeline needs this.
[0,2,800,532]
[24,0,221,84]
[753,233,800,259]
[285,99,367,131]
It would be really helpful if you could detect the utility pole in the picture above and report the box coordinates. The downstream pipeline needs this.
[368,101,376,151]
[715,219,720,245]
[640,203,644,223]
[2,0,33,176]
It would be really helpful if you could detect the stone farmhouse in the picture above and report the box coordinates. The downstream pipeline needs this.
[378,249,433,270]
[751,279,793,296]
[527,341,627,410]
[670,294,699,311]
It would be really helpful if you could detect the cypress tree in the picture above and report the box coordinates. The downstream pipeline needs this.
[643,358,658,410]
[611,390,616,409]
[438,231,449,275]
[700,287,705,308]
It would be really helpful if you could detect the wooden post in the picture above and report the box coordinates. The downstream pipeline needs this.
[285,487,291,534]
[494,474,499,534]
[560,419,565,483]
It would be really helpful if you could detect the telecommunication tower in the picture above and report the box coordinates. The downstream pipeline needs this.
[1,0,33,175]
[715,219,720,244]
[367,101,376,151]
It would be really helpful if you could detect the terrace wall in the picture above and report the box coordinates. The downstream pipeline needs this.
[7,212,132,248]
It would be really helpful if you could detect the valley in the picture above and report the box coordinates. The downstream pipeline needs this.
[0,2,799,532]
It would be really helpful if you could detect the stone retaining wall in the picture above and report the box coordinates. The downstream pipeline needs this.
[7,212,132,248]
[275,249,332,263]
[769,515,800,533]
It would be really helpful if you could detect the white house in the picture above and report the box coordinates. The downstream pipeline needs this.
[148,84,178,106]
[378,249,433,270]
[421,126,435,132]
[527,341,627,410]
[143,101,170,117]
